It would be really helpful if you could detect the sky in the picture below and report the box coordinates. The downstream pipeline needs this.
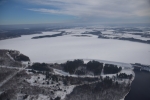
[0,0,150,25]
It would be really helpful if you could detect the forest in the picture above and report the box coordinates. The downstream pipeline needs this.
[63,59,122,75]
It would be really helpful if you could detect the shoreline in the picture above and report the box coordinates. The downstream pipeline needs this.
[120,70,135,100]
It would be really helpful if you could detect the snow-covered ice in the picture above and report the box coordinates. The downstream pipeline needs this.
[0,28,150,65]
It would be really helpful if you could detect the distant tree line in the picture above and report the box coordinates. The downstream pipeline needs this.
[32,31,66,39]
[0,28,47,40]
[82,31,102,36]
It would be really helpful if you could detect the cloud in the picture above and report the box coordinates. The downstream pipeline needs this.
[28,0,150,16]
[26,0,150,22]
[28,8,76,16]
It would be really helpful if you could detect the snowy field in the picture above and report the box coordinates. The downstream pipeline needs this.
[0,28,150,65]
[101,30,150,41]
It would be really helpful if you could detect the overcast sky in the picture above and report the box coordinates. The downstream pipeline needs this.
[0,0,150,25]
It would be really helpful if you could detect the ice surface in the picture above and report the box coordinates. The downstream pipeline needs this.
[0,28,150,65]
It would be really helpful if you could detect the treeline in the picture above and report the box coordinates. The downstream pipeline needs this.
[63,59,84,74]
[63,59,122,75]
[96,76,113,90]
[32,31,66,39]
[104,64,122,74]
[63,59,103,75]
[7,50,30,61]
[15,54,30,61]
[118,37,150,44]
[28,63,52,72]
[0,28,43,40]
[117,73,133,79]
[87,61,103,75]
[82,31,102,36]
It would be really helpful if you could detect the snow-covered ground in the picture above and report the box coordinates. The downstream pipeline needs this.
[26,72,76,99]
[0,28,150,65]
[101,29,150,41]
[26,66,134,100]
[6,52,15,61]
[53,61,134,85]
[23,94,51,100]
